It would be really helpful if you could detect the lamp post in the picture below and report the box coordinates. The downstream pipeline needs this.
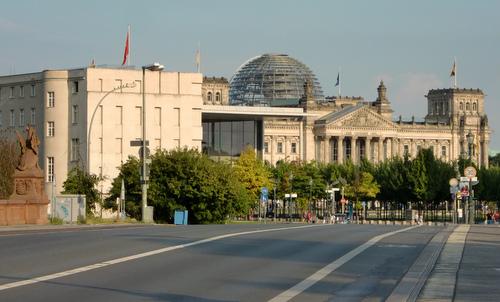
[466,131,474,224]
[141,63,164,223]
[87,82,136,173]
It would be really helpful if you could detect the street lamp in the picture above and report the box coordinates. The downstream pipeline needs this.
[466,131,474,224]
[141,63,164,223]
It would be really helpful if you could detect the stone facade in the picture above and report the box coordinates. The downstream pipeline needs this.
[0,67,203,197]
[263,82,490,168]
[202,76,229,105]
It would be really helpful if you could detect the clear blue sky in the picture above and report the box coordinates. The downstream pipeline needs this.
[2,0,499,152]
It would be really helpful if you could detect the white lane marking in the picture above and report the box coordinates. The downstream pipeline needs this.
[268,225,420,302]
[0,224,325,291]
[378,244,417,248]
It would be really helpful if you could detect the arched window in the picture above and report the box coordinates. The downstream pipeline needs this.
[460,102,464,110]
[435,102,439,115]
[466,102,470,111]
[472,102,477,111]
[215,92,221,102]
[444,101,448,113]
[207,92,212,101]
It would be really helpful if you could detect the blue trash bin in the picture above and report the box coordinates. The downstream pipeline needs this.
[174,210,188,225]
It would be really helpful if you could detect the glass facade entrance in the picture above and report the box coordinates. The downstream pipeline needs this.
[202,120,263,162]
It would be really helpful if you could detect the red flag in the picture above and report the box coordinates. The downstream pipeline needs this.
[122,29,129,66]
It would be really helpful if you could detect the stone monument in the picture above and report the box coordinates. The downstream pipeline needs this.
[0,126,49,225]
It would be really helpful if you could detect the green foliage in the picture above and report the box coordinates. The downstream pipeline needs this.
[62,166,100,214]
[489,153,500,167]
[0,130,18,199]
[233,146,272,205]
[148,148,252,224]
[49,217,64,225]
[105,156,142,220]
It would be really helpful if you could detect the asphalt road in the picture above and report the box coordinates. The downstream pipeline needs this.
[0,223,456,301]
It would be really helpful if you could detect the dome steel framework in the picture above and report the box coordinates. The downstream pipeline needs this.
[229,54,325,106]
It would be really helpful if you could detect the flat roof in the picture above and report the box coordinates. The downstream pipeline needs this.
[201,105,309,121]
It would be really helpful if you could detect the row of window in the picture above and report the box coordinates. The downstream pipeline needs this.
[264,141,297,154]
[0,81,79,101]
[459,101,477,112]
[0,85,36,99]
[0,108,36,127]
[206,91,221,102]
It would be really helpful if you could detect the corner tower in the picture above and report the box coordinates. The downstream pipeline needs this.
[372,81,393,120]
[425,88,490,167]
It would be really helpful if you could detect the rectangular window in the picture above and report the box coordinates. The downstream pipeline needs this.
[116,106,123,125]
[404,145,409,155]
[154,107,161,126]
[9,87,14,98]
[441,146,447,157]
[19,86,24,97]
[0,110,2,127]
[332,139,338,162]
[30,108,36,125]
[19,109,25,126]
[47,157,55,182]
[72,81,79,93]
[47,121,55,137]
[72,105,78,124]
[155,138,161,151]
[47,92,55,107]
[31,84,36,97]
[277,142,283,154]
[264,142,269,153]
[71,138,79,161]
[174,108,180,126]
[10,110,15,127]
[291,142,297,154]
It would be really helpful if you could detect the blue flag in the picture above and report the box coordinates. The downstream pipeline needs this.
[335,72,340,87]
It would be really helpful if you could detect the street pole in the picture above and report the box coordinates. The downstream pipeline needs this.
[141,63,164,223]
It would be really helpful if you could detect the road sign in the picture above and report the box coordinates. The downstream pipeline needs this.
[139,146,150,158]
[260,187,269,202]
[130,139,149,147]
[464,166,477,178]
[291,193,297,198]
[449,178,458,187]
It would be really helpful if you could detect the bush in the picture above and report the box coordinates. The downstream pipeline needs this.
[0,129,18,199]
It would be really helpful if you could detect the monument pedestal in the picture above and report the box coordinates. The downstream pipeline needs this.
[0,126,50,226]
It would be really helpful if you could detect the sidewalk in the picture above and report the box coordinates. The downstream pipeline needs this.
[454,225,500,302]
[0,222,148,234]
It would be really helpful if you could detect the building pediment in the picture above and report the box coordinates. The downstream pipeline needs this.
[316,104,397,130]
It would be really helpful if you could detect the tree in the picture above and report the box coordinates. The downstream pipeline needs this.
[105,156,142,220]
[62,166,100,214]
[344,169,380,207]
[0,129,18,198]
[148,148,252,223]
[233,146,272,207]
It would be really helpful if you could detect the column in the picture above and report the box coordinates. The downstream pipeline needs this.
[365,136,372,163]
[352,136,358,164]
[299,120,304,162]
[385,138,391,158]
[378,137,385,162]
[391,138,398,158]
[323,136,329,163]
[338,136,344,164]
[482,140,489,168]
[270,136,274,164]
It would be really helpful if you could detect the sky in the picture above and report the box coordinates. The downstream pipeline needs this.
[1,0,499,152]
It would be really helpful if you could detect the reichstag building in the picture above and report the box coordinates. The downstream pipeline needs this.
[202,53,490,168]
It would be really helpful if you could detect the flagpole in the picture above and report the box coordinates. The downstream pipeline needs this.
[128,25,131,67]
[338,67,341,98]
[454,57,457,88]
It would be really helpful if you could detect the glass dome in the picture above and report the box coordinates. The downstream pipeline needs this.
[229,54,325,106]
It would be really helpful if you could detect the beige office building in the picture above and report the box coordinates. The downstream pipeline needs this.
[0,67,203,197]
